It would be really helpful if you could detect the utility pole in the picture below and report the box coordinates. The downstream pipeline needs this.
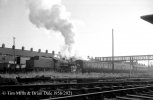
[112,29,114,73]
[13,37,16,65]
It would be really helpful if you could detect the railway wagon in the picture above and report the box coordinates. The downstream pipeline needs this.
[0,63,10,71]
[16,57,30,65]
[0,56,30,71]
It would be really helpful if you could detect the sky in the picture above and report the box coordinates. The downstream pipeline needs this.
[0,0,153,59]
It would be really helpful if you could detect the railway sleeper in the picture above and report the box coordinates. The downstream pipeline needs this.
[144,90,153,94]
[116,96,141,100]
[81,87,102,94]
[136,93,153,98]
[111,86,124,89]
[126,94,153,99]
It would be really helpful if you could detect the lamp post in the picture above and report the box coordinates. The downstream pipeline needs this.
[112,29,114,73]
[13,37,16,65]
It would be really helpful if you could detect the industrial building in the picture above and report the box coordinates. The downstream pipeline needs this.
[0,43,55,71]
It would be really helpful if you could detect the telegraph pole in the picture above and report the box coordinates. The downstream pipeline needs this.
[13,37,16,64]
[112,29,114,73]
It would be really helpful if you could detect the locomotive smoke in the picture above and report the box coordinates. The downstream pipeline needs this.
[27,0,75,57]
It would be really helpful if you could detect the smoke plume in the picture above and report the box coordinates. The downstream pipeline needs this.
[27,0,75,57]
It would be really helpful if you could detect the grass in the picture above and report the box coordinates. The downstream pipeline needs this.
[0,71,152,85]
[0,71,151,79]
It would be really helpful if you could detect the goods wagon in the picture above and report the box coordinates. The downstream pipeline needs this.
[17,57,30,65]
[0,63,10,71]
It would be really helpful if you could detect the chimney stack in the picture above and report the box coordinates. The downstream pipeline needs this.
[46,50,48,53]
[52,51,55,56]
[30,48,33,52]
[22,46,25,50]
[38,49,41,52]
[58,52,61,58]
[12,45,15,49]
[2,43,5,48]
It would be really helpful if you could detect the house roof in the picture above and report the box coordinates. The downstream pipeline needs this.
[0,47,53,58]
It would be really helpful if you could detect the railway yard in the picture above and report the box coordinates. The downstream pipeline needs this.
[0,46,153,100]
[1,76,153,100]
[0,1,153,100]
[1,45,153,100]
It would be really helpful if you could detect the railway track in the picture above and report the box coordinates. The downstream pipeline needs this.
[45,85,153,100]
[1,78,153,100]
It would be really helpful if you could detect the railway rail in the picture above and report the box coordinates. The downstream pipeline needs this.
[1,78,153,100]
